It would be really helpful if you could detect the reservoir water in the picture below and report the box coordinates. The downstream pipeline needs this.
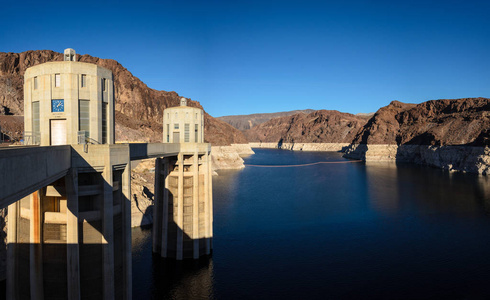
[132,149,490,299]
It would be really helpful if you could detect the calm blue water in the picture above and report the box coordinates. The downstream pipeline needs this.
[133,149,490,299]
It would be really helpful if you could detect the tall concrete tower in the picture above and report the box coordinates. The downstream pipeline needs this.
[23,48,115,145]
[8,49,131,299]
[153,98,213,260]
[162,97,204,143]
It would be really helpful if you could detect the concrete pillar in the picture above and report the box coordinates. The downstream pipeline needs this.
[207,152,213,253]
[102,163,115,300]
[29,190,44,299]
[122,161,132,300]
[152,158,162,254]
[204,153,211,254]
[176,153,184,260]
[192,152,199,259]
[6,201,18,300]
[161,158,169,258]
[66,168,80,300]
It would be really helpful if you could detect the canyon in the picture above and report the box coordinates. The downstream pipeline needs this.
[240,98,489,175]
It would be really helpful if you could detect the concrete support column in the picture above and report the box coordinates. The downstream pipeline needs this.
[102,163,115,300]
[176,153,184,260]
[66,168,80,300]
[204,153,211,254]
[152,158,162,254]
[161,158,169,258]
[6,201,18,300]
[29,190,44,300]
[208,151,213,252]
[122,161,132,300]
[192,152,199,259]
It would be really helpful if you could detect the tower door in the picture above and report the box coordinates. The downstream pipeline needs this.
[173,132,180,143]
[50,119,67,145]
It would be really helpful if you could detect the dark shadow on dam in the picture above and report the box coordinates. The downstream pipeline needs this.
[2,147,132,300]
[7,243,106,300]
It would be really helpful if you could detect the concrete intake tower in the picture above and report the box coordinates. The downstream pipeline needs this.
[8,49,131,299]
[152,97,213,260]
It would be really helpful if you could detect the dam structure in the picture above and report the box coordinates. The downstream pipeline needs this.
[0,49,213,299]
[152,97,213,260]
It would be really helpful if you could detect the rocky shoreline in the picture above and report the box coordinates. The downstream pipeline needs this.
[250,142,490,175]
[344,144,490,175]
[211,144,255,171]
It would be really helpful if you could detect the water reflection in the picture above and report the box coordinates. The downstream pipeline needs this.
[213,170,242,215]
[364,161,489,217]
[477,175,490,214]
[365,162,401,215]
[132,226,214,299]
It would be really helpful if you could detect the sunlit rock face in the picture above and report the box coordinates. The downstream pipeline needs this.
[351,98,490,146]
[344,98,490,174]
[245,110,370,144]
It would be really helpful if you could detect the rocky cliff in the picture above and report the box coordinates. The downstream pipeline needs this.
[344,98,490,174]
[217,109,315,130]
[0,50,248,146]
[351,98,489,146]
[244,109,371,143]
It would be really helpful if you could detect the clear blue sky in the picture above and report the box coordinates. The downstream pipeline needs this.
[1,0,489,117]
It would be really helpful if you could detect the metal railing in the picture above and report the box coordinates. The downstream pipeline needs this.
[77,131,101,145]
[23,131,41,145]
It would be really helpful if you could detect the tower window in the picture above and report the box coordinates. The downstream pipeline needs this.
[79,100,90,139]
[166,124,169,142]
[102,78,107,91]
[32,102,40,144]
[55,74,61,87]
[81,74,87,87]
[185,124,190,142]
[195,124,198,142]
[102,103,108,144]
[34,77,38,89]
[174,123,179,130]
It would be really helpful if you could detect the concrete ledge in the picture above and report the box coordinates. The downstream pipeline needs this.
[45,212,67,224]
[129,143,181,160]
[0,145,71,209]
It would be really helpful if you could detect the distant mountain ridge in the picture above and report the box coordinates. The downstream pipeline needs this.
[217,109,316,130]
[244,110,371,143]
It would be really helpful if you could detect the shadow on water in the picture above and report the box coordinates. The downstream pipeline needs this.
[150,256,214,299]
[132,226,215,299]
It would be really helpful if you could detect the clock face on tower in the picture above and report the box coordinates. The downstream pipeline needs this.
[51,99,64,112]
